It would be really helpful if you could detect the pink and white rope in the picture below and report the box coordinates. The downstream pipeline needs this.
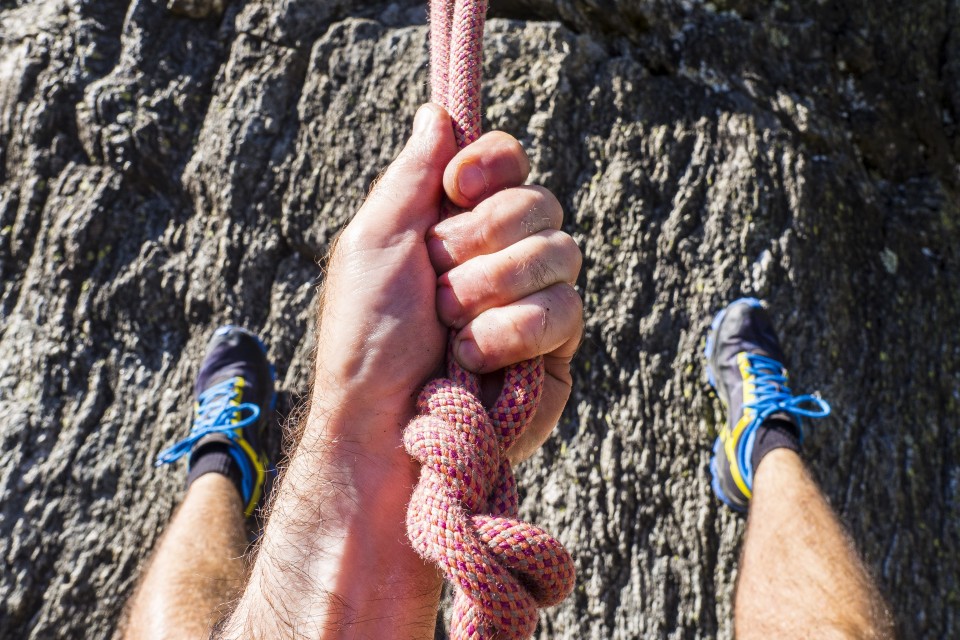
[429,0,487,146]
[404,2,577,638]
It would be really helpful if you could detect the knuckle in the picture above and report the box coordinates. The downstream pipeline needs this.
[522,252,556,290]
[520,187,561,234]
[533,230,579,282]
[491,188,538,237]
[526,186,563,229]
[549,283,583,320]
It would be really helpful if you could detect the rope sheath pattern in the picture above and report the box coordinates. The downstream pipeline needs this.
[405,354,575,638]
[404,1,576,637]
[430,0,486,146]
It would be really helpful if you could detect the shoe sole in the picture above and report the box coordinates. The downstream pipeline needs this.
[704,297,762,513]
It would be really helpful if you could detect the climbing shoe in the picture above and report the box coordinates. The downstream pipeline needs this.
[704,298,830,511]
[156,325,276,518]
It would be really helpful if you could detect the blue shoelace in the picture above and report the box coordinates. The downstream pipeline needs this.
[739,353,831,487]
[155,377,261,467]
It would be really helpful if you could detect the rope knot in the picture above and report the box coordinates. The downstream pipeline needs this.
[405,353,576,639]
[405,377,500,513]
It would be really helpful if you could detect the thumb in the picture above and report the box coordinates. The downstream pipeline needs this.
[353,103,458,235]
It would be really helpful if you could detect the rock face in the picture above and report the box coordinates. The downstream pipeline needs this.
[1,0,958,637]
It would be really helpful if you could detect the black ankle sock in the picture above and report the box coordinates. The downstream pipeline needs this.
[750,418,802,474]
[186,442,244,499]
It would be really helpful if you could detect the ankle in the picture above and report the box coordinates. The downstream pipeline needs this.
[187,442,244,504]
[749,418,802,478]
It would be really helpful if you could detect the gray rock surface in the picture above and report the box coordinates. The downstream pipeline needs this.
[1,0,958,638]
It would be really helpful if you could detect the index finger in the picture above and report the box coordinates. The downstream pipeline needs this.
[442,131,531,209]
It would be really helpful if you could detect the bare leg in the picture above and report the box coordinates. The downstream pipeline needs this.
[735,449,895,639]
[122,474,248,640]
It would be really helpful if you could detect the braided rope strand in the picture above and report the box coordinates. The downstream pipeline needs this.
[430,0,486,145]
[429,0,453,105]
[447,0,487,146]
[405,2,577,637]
[405,355,576,639]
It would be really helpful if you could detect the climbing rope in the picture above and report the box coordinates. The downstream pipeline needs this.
[403,1,576,638]
[428,0,485,146]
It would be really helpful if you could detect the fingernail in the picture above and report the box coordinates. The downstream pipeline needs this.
[456,337,484,372]
[413,104,434,135]
[457,163,487,201]
[436,280,464,327]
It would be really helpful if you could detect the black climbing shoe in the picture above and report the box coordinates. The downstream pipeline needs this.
[155,325,276,517]
[704,298,830,511]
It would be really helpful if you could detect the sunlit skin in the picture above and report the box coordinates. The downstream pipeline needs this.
[123,103,584,640]
[736,449,895,639]
[121,105,893,640]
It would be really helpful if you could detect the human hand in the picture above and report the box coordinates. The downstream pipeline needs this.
[228,105,582,638]
[311,104,582,464]
[427,129,583,463]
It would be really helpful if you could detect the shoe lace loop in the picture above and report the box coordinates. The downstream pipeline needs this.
[738,354,831,489]
[744,354,831,428]
[155,377,260,466]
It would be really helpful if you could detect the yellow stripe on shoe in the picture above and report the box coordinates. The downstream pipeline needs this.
[236,436,267,518]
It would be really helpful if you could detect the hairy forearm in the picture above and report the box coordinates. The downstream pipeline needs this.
[217,402,442,639]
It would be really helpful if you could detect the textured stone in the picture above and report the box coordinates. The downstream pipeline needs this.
[1,0,957,638]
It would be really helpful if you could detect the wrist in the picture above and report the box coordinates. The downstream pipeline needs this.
[303,377,417,457]
[225,401,440,639]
